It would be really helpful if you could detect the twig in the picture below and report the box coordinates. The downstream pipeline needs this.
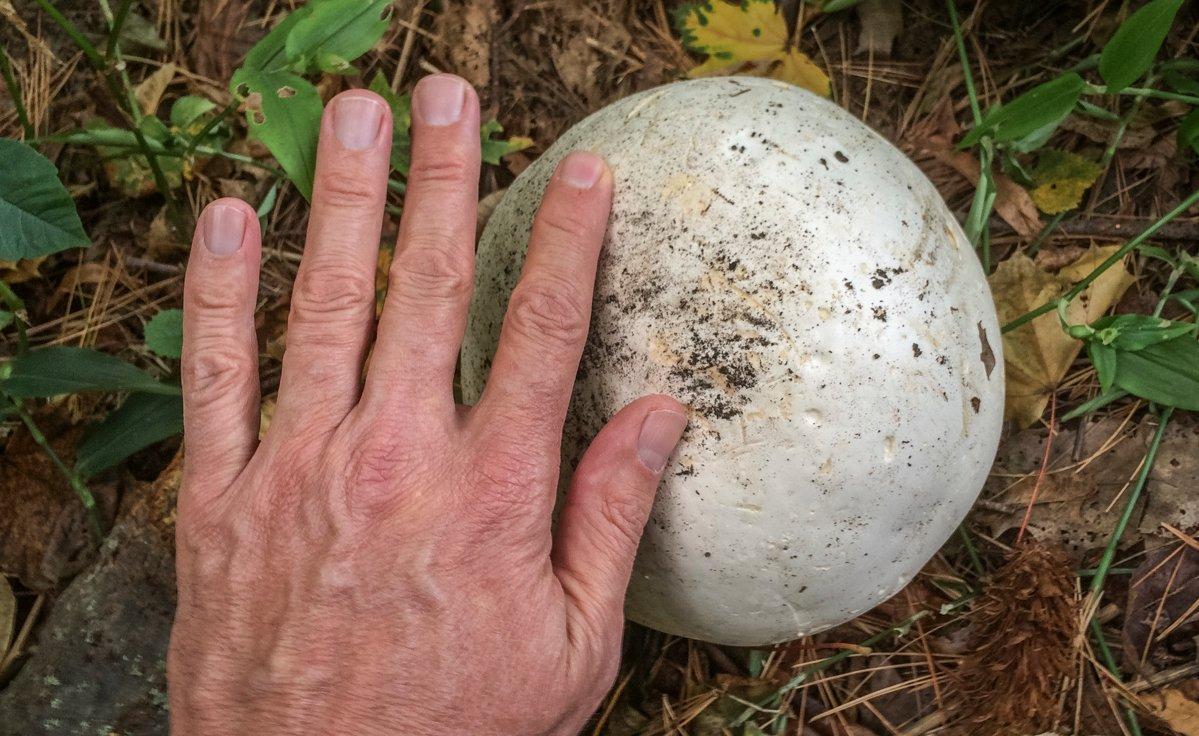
[4,393,104,543]
[1016,393,1056,544]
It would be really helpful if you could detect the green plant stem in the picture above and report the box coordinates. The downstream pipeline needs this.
[945,0,981,125]
[1087,407,1172,602]
[1090,617,1144,736]
[5,394,104,543]
[0,48,35,139]
[1060,389,1129,422]
[0,280,29,355]
[1026,211,1066,257]
[1003,188,1199,333]
[957,524,985,578]
[1117,86,1199,106]
[30,0,107,69]
[182,99,238,158]
[104,0,134,60]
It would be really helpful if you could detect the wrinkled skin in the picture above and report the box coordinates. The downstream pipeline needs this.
[168,74,687,735]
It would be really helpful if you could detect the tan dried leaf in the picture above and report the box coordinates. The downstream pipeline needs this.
[1150,685,1199,733]
[988,245,1135,427]
[856,0,903,56]
[135,62,176,117]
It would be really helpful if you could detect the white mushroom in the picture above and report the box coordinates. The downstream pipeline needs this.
[461,77,1004,646]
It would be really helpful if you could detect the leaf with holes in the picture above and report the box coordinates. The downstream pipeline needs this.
[144,308,183,359]
[1099,0,1185,93]
[75,392,184,478]
[231,68,323,200]
[0,139,89,261]
[1,347,180,397]
[285,0,392,75]
[959,73,1084,148]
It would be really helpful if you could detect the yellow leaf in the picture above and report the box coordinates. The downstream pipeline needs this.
[679,0,830,96]
[1029,149,1103,215]
[135,62,176,117]
[989,245,1135,427]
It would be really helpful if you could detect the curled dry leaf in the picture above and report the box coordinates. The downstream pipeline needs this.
[134,62,176,117]
[988,245,1135,427]
[978,416,1199,558]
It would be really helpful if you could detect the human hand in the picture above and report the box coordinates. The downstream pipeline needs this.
[167,73,688,735]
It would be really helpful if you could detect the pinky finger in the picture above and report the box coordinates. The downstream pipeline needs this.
[181,198,262,507]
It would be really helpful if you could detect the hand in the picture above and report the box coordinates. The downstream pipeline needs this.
[167,74,688,735]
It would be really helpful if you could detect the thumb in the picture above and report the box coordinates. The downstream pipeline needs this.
[552,395,688,637]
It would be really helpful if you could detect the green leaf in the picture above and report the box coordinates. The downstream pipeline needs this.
[1099,0,1185,93]
[1113,335,1199,410]
[242,4,315,73]
[368,72,413,175]
[1179,109,1199,155]
[1087,313,1196,351]
[480,119,534,166]
[1089,342,1118,394]
[1163,68,1199,96]
[0,139,89,260]
[170,95,217,129]
[1,347,180,397]
[231,69,323,200]
[959,73,1084,148]
[75,392,183,478]
[144,308,183,359]
[284,0,392,75]
[0,311,12,331]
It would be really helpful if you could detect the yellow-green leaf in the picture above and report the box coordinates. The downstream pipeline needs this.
[1029,149,1102,215]
[677,0,830,96]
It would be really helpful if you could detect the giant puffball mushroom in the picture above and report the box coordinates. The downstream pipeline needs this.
[461,77,1004,646]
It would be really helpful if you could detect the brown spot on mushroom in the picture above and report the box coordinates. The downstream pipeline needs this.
[977,322,996,378]
[970,396,981,413]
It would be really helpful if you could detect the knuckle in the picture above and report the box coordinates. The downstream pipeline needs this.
[187,276,243,316]
[316,169,380,210]
[536,205,594,243]
[290,264,375,326]
[183,341,255,404]
[407,154,472,190]
[506,279,589,350]
[390,243,472,304]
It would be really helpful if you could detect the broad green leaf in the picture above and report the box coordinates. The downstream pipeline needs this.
[1163,69,1199,96]
[75,392,184,478]
[285,0,391,75]
[241,4,315,72]
[0,139,89,260]
[170,95,218,129]
[1113,335,1199,410]
[1179,109,1199,155]
[144,308,183,359]
[231,69,323,200]
[480,119,534,166]
[368,73,413,175]
[1,347,179,397]
[1099,0,1185,93]
[1087,314,1195,351]
[959,73,1084,148]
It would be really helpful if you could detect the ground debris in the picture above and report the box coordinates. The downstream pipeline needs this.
[952,542,1077,735]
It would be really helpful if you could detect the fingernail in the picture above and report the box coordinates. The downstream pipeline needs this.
[202,203,246,255]
[637,409,688,474]
[559,151,605,189]
[413,74,467,126]
[333,94,386,150]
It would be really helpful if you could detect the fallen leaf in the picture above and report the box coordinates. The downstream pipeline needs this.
[1149,683,1199,733]
[988,245,1135,427]
[0,575,14,658]
[678,0,830,97]
[856,0,903,56]
[1123,542,1199,672]
[433,0,496,88]
[931,147,1043,237]
[135,63,176,117]
[1029,149,1102,215]
[977,415,1199,557]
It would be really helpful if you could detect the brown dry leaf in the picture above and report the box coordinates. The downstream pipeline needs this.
[434,0,496,88]
[988,245,1135,427]
[977,416,1199,557]
[134,62,176,117]
[1123,542,1199,673]
[856,0,903,56]
[1150,683,1199,734]
[0,574,14,658]
[932,148,1043,237]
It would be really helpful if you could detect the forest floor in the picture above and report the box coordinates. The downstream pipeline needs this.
[1,1,1198,735]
